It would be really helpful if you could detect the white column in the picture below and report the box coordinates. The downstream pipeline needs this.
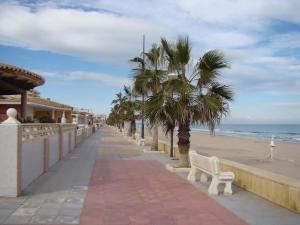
[0,108,21,197]
[51,110,55,120]
[61,111,66,124]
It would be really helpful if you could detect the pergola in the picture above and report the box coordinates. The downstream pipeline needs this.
[0,63,45,119]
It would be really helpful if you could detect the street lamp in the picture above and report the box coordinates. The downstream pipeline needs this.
[168,72,177,80]
[167,72,178,159]
[141,34,146,140]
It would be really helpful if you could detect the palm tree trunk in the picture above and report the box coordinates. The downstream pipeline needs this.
[128,121,132,136]
[176,122,190,167]
[122,121,124,130]
[170,127,174,158]
[131,120,136,139]
[151,123,159,151]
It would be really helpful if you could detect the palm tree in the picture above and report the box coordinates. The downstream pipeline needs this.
[146,84,177,157]
[132,44,167,150]
[111,92,127,131]
[146,36,233,167]
[123,85,140,138]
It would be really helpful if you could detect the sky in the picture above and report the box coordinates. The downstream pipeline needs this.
[0,0,299,124]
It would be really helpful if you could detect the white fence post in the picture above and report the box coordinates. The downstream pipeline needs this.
[0,109,21,197]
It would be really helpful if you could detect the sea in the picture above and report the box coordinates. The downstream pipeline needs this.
[191,124,300,144]
[134,121,300,144]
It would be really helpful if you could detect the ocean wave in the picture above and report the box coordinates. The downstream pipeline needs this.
[191,128,300,144]
[182,124,300,143]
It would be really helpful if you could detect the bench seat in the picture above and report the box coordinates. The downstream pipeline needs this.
[188,150,235,196]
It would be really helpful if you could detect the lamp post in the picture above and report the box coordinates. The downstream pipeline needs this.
[141,34,145,140]
[167,72,177,159]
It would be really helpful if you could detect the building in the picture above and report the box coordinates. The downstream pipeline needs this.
[72,108,94,125]
[94,114,107,123]
[0,96,73,123]
[0,63,44,120]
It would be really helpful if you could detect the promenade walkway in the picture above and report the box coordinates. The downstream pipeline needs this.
[0,126,299,225]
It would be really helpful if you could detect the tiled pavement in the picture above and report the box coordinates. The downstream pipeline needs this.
[81,160,248,225]
[1,186,85,224]
[0,126,299,225]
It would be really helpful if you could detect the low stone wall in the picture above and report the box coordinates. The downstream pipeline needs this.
[220,159,300,213]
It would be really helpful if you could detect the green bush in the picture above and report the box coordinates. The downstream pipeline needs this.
[19,117,34,123]
[39,115,55,123]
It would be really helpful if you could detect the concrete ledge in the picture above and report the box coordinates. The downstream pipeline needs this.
[143,149,164,154]
[220,159,300,213]
[165,164,190,173]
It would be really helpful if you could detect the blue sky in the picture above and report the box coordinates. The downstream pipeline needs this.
[0,0,299,123]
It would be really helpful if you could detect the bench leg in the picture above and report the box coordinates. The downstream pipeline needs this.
[208,177,219,195]
[200,173,208,183]
[224,181,233,196]
[140,139,145,146]
[136,138,140,145]
[187,167,199,182]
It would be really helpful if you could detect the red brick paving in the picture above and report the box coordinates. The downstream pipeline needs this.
[80,160,249,225]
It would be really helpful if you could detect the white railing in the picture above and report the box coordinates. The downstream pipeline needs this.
[21,124,60,141]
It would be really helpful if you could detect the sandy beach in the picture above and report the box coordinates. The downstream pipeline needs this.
[156,128,300,180]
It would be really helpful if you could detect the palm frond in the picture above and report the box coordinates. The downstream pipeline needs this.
[196,49,230,87]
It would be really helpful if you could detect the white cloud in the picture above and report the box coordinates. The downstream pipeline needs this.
[65,71,130,87]
[272,102,300,109]
[221,62,300,95]
[1,0,300,103]
[0,3,167,64]
[33,69,130,87]
[288,65,300,72]
[268,32,300,50]
[177,0,300,29]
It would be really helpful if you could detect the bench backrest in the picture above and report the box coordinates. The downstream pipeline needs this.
[189,150,220,175]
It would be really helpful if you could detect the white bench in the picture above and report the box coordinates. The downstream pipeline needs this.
[187,150,235,195]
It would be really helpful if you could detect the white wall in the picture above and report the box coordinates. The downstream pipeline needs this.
[70,130,75,150]
[63,132,69,156]
[49,135,59,167]
[0,125,19,197]
[0,123,89,197]
[21,138,44,190]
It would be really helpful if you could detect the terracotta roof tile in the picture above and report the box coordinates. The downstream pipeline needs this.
[0,96,73,110]
[0,63,45,86]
